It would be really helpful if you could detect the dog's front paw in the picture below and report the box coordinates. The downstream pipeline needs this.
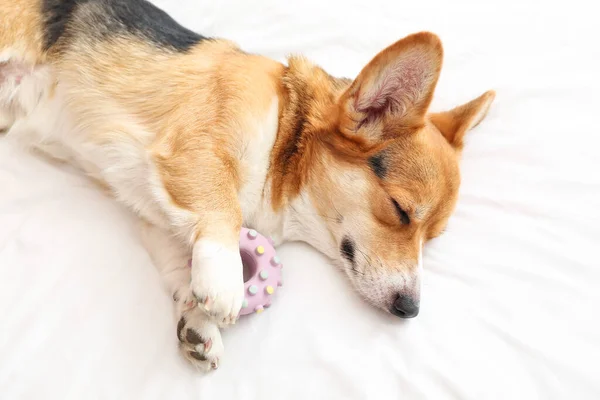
[191,240,244,325]
[177,307,224,371]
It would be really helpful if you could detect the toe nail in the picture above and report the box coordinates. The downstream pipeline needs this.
[211,361,218,370]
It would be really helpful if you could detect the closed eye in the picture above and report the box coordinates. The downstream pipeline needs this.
[392,199,410,225]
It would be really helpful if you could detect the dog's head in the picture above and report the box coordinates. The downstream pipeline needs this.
[297,32,495,317]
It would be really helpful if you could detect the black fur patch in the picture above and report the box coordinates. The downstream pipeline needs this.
[340,237,356,266]
[368,153,387,179]
[176,316,186,341]
[392,199,410,225]
[189,351,208,361]
[107,0,206,51]
[185,329,204,345]
[42,0,81,50]
[42,0,207,51]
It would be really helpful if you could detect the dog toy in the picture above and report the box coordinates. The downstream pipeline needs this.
[186,228,282,316]
[238,227,283,316]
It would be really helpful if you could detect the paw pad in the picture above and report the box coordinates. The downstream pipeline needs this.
[189,351,208,361]
[185,329,204,345]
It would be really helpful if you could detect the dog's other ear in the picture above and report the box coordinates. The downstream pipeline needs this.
[429,90,496,150]
[338,32,443,145]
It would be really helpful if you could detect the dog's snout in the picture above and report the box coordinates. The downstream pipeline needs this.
[391,294,419,318]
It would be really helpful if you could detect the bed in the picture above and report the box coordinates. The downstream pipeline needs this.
[1,0,599,399]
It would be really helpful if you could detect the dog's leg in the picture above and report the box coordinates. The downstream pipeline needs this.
[151,156,245,326]
[140,221,224,371]
[190,219,245,326]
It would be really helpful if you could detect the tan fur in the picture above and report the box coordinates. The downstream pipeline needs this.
[430,90,496,150]
[266,34,495,287]
[43,34,284,244]
[0,0,45,64]
[269,56,350,210]
[1,1,495,326]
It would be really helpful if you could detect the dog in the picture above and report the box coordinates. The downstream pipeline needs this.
[0,0,495,371]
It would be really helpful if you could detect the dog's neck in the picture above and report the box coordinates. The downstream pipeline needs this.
[262,57,348,258]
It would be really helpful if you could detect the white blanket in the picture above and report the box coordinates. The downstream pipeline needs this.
[1,0,599,399]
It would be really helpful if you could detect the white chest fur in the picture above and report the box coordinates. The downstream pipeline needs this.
[237,97,286,242]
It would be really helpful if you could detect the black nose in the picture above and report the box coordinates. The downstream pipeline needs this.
[391,295,419,318]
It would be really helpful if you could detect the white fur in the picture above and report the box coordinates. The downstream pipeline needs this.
[139,220,191,298]
[191,239,245,324]
[0,53,54,136]
[286,190,339,259]
[140,223,223,370]
[0,53,282,324]
[416,240,423,299]
[468,93,495,130]
[1,53,190,233]
[238,97,286,242]
[147,159,199,240]
[1,52,418,316]
[0,108,13,131]
[179,307,225,371]
[0,46,423,369]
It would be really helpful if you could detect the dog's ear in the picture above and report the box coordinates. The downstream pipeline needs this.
[338,32,443,145]
[429,90,496,150]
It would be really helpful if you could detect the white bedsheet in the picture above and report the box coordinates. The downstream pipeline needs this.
[1,0,599,399]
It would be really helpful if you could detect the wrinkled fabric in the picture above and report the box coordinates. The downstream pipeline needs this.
[1,0,598,399]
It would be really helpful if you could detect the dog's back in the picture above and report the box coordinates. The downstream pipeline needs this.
[1,0,284,232]
[1,0,205,56]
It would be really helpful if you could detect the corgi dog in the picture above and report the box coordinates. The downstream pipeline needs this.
[0,0,495,371]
